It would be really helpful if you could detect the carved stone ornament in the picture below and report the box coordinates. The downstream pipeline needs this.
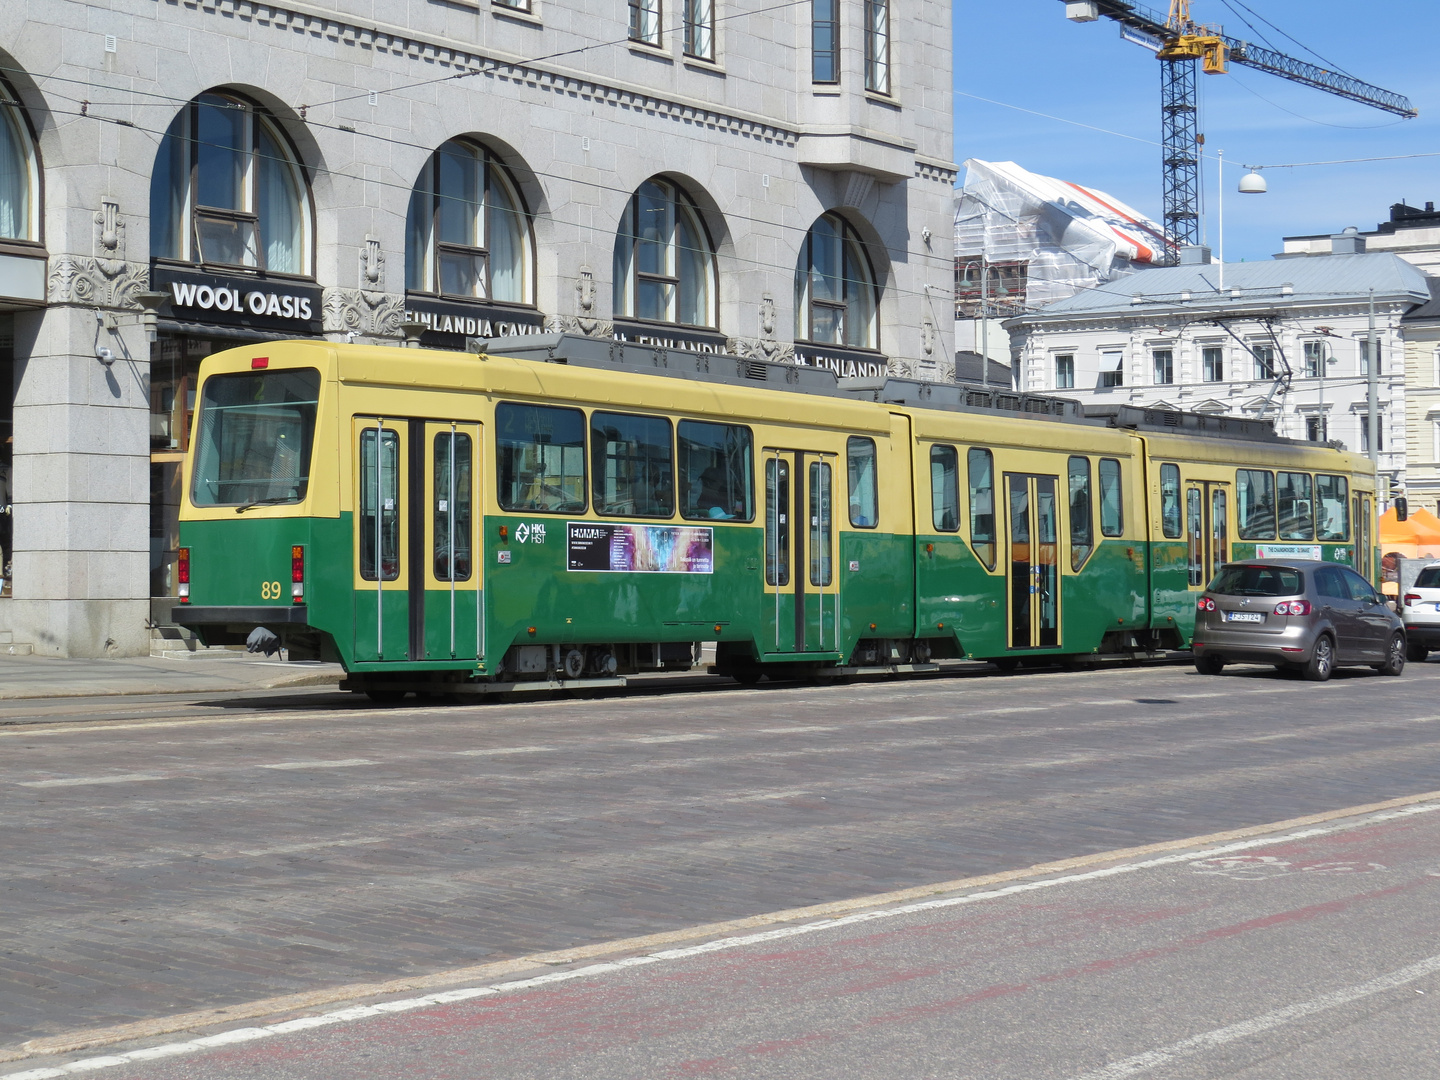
[361,236,385,289]
[47,197,147,308]
[729,335,795,365]
[921,317,935,357]
[759,293,776,338]
[546,314,613,339]
[322,288,405,340]
[575,266,596,313]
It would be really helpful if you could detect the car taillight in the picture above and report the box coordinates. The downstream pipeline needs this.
[177,547,190,601]
[1197,597,1215,611]
[292,545,304,603]
[1274,600,1311,616]
[1404,593,1421,605]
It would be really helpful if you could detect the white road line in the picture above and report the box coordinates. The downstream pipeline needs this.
[1066,953,1440,1080]
[629,733,717,744]
[758,726,836,734]
[258,759,376,770]
[726,790,811,802]
[17,803,1439,1080]
[17,773,171,788]
[205,837,388,859]
[452,746,554,756]
[870,714,948,724]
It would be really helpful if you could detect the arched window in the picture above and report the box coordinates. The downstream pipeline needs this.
[795,213,878,349]
[405,140,532,303]
[613,179,716,328]
[150,92,311,275]
[0,82,39,242]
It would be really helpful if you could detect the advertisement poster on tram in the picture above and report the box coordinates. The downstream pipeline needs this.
[567,523,714,573]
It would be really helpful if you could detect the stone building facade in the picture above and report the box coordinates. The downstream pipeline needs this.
[0,0,956,656]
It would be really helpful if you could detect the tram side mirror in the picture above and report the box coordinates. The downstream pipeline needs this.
[1395,497,1409,522]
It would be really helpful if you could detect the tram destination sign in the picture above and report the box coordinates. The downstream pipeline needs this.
[567,522,714,573]
[151,266,323,334]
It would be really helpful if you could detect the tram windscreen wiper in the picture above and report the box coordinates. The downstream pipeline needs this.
[234,497,296,514]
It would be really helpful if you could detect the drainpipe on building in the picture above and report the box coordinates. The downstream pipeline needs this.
[1368,288,1379,466]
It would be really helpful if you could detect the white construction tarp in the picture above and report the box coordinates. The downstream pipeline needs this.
[955,159,1174,310]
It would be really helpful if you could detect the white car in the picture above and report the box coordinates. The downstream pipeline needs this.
[1400,563,1440,661]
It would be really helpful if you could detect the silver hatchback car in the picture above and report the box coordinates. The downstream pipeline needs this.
[1192,559,1406,681]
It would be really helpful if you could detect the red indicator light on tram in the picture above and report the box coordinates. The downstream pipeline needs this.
[251,356,269,369]
[177,547,191,602]
[292,545,305,603]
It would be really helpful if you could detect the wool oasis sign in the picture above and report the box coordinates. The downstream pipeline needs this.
[151,266,324,334]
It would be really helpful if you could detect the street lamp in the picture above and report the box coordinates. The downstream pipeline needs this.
[1311,330,1339,443]
[1216,151,1268,292]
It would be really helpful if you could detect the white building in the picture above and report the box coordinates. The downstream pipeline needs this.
[0,0,956,656]
[1004,241,1431,494]
[1283,203,1440,275]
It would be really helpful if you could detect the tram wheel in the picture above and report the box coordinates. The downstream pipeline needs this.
[730,664,763,686]
[991,658,1020,673]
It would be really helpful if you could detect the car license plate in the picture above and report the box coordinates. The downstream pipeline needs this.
[1226,611,1264,623]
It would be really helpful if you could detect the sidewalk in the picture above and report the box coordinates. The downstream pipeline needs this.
[0,653,344,700]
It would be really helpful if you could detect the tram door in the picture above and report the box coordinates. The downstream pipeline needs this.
[354,417,411,662]
[763,449,839,654]
[1185,482,1230,589]
[1353,494,1373,578]
[421,422,483,662]
[1005,473,1060,649]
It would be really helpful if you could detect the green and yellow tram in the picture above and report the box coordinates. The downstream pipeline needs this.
[173,334,1377,697]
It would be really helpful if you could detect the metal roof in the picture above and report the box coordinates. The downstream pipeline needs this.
[1402,276,1440,323]
[1005,251,1430,325]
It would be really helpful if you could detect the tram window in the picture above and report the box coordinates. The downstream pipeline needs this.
[1277,471,1314,541]
[810,460,833,586]
[433,431,473,581]
[1098,458,1123,537]
[496,403,586,514]
[592,412,674,517]
[359,427,400,582]
[765,457,790,586]
[968,448,996,568]
[1159,463,1181,539]
[191,369,319,507]
[1316,474,1349,540]
[1186,486,1203,585]
[847,437,879,528]
[1236,469,1276,540]
[1068,456,1092,570]
[678,420,753,522]
[931,445,960,532]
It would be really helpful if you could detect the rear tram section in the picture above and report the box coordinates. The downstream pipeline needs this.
[173,335,1377,697]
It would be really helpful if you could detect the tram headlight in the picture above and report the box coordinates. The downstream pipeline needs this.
[177,547,190,601]
[292,545,305,603]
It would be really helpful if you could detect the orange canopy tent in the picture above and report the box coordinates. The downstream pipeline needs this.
[1378,506,1440,559]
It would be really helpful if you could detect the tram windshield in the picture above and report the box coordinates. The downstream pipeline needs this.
[190,368,320,507]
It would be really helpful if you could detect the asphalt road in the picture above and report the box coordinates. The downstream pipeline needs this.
[41,796,1440,1080]
[5,658,1440,1074]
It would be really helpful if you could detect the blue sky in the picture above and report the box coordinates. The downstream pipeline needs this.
[952,0,1440,262]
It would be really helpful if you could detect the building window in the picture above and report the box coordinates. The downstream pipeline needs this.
[864,0,890,94]
[1360,339,1382,376]
[1433,421,1440,462]
[1055,354,1074,389]
[1152,349,1174,385]
[613,178,716,328]
[812,0,839,82]
[405,140,532,303]
[1252,344,1276,381]
[683,0,713,59]
[795,213,879,349]
[1100,351,1123,388]
[0,82,39,242]
[1202,346,1223,382]
[1360,416,1384,453]
[629,0,662,44]
[1306,415,1327,443]
[493,0,529,9]
[1303,341,1327,378]
[151,92,311,275]
[1432,347,1440,387]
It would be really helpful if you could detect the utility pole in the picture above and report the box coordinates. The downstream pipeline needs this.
[1367,288,1379,465]
[979,255,989,389]
[1216,149,1224,292]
